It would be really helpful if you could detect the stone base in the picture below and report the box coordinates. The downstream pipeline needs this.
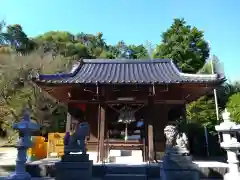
[55,154,93,180]
[61,154,89,162]
[6,171,31,180]
[224,172,240,180]
[104,174,147,180]
[161,154,199,180]
[166,147,190,155]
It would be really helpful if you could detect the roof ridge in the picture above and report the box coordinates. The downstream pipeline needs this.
[82,59,171,64]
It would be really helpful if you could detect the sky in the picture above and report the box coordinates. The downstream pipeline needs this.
[1,0,240,81]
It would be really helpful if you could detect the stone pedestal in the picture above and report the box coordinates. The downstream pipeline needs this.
[161,154,200,180]
[55,154,93,180]
[215,109,240,180]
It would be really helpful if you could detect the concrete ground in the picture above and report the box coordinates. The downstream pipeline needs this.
[0,148,17,166]
[0,147,226,179]
[0,147,229,167]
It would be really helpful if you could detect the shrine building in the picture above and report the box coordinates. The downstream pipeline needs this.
[32,59,225,163]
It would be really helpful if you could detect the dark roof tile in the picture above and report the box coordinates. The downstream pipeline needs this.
[35,59,225,85]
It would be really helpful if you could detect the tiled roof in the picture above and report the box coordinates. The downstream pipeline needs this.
[34,59,225,85]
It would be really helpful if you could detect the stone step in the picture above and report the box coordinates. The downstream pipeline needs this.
[106,166,146,174]
[104,174,147,180]
[114,156,143,164]
[108,150,143,164]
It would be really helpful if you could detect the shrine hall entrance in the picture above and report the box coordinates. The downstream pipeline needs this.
[105,104,147,163]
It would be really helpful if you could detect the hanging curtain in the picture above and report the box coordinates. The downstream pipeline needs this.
[72,103,86,112]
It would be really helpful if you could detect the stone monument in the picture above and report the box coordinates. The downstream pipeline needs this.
[55,122,93,180]
[215,109,240,180]
[7,110,40,180]
[160,125,199,180]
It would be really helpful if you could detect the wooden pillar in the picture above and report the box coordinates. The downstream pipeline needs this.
[148,97,155,162]
[182,104,187,122]
[148,120,154,161]
[65,105,72,132]
[97,104,105,162]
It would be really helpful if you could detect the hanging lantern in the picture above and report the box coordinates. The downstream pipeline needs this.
[117,106,136,124]
[117,106,136,142]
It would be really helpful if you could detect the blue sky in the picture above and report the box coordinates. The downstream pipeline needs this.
[1,0,240,81]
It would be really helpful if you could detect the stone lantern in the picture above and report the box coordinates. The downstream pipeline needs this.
[7,110,40,180]
[215,109,240,180]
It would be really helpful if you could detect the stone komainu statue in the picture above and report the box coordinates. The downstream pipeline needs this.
[64,122,89,155]
[176,131,189,150]
[164,125,189,154]
[164,125,178,148]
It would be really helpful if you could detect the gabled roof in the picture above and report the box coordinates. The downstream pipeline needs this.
[33,59,225,85]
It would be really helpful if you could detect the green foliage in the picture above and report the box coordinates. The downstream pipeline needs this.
[153,18,209,73]
[0,53,69,144]
[35,31,74,42]
[226,92,240,123]
[128,45,149,59]
[99,50,115,59]
[1,22,151,61]
[60,42,90,59]
[187,96,217,133]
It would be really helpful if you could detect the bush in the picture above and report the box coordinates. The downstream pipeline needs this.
[183,122,224,157]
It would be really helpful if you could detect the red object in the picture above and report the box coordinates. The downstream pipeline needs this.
[72,103,86,112]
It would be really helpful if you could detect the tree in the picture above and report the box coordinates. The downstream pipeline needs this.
[0,53,69,145]
[0,20,7,45]
[5,24,31,54]
[128,45,149,59]
[187,96,217,133]
[35,31,74,43]
[116,41,128,58]
[99,50,115,59]
[60,42,90,59]
[74,32,106,58]
[106,45,120,58]
[153,18,209,73]
[226,92,240,123]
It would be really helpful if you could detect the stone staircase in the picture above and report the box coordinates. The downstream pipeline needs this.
[108,150,143,164]
[104,165,147,180]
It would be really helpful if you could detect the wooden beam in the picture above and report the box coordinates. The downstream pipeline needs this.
[155,100,186,104]
[183,87,212,103]
[65,99,186,104]
[104,100,148,104]
[66,100,100,104]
